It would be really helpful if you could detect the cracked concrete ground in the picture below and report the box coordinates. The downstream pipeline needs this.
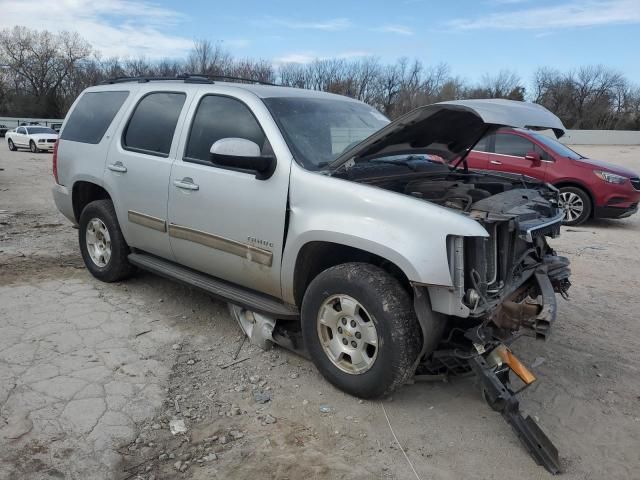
[0,150,181,479]
[2,146,640,480]
[0,276,178,479]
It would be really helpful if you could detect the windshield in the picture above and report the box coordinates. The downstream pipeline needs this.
[532,133,582,160]
[26,127,57,135]
[263,97,389,170]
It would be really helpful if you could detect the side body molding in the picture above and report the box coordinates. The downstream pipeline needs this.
[280,163,489,305]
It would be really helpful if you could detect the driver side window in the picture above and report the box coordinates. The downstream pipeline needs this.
[184,95,266,164]
[494,134,534,158]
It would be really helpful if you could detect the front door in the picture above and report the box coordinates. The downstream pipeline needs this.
[105,90,192,260]
[485,132,549,181]
[15,127,28,147]
[168,93,291,298]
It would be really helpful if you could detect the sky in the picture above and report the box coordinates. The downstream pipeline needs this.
[1,0,639,85]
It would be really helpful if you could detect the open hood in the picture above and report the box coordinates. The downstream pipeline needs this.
[329,99,566,169]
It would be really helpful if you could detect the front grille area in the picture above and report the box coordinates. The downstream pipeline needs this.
[47,139,56,143]
[631,177,640,191]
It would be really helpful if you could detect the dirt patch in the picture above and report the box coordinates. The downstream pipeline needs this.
[117,336,388,480]
[2,146,640,479]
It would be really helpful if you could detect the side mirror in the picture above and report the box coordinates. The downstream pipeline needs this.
[209,138,276,180]
[524,151,541,164]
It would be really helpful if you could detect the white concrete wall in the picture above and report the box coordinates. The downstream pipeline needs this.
[0,116,64,128]
[560,130,640,145]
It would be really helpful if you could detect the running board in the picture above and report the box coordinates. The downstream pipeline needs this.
[128,253,299,320]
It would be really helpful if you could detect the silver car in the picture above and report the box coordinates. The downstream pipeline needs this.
[53,76,571,471]
[53,74,571,410]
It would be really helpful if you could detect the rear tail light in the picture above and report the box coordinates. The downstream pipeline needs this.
[52,140,59,184]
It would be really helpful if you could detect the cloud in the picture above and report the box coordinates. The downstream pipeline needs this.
[274,50,371,64]
[449,0,640,30]
[274,53,317,64]
[376,25,414,36]
[262,17,352,31]
[223,39,251,49]
[0,0,193,58]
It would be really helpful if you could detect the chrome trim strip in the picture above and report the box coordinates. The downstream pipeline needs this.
[524,211,565,242]
[128,210,166,232]
[168,224,273,267]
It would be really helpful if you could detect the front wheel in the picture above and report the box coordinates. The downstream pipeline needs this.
[8,139,16,151]
[29,140,39,153]
[301,263,421,399]
[559,186,591,226]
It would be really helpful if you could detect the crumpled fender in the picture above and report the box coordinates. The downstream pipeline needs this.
[280,164,488,304]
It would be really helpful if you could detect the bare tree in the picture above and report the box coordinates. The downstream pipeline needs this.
[1,26,638,128]
[186,39,231,75]
[0,26,91,116]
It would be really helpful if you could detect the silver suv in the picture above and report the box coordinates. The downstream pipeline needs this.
[53,76,571,403]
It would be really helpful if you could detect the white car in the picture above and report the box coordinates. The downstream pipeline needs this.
[6,126,58,153]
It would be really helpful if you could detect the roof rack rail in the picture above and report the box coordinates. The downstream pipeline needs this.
[100,73,277,86]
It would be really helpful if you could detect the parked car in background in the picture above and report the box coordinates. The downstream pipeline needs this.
[0,125,8,138]
[51,123,63,133]
[466,128,640,225]
[6,126,58,153]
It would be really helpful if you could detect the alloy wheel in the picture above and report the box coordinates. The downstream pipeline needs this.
[316,294,379,374]
[85,218,112,267]
[559,191,584,223]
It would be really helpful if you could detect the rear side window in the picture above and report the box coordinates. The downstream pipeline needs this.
[61,91,129,144]
[474,134,493,152]
[494,134,534,157]
[123,92,186,157]
[184,95,265,163]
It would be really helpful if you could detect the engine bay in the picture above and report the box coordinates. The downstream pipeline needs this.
[336,163,571,339]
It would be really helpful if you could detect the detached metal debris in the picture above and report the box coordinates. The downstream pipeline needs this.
[470,349,561,474]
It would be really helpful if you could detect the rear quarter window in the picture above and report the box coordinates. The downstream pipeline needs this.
[60,91,129,144]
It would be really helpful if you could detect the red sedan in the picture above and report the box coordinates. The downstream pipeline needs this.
[466,128,640,225]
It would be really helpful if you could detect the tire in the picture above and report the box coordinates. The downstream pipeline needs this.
[301,262,421,399]
[29,140,39,153]
[7,139,16,151]
[558,186,591,226]
[79,199,135,282]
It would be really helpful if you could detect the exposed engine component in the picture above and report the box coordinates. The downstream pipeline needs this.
[405,179,491,211]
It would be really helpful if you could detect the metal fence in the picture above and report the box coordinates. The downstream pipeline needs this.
[0,116,65,129]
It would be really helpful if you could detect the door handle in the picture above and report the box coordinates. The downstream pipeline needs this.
[490,160,502,165]
[108,162,127,173]
[173,178,199,191]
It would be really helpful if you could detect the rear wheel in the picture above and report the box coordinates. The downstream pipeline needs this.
[7,139,16,151]
[559,186,591,226]
[29,140,38,153]
[301,262,421,399]
[79,200,135,282]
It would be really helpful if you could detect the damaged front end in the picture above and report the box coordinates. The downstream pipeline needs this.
[327,99,573,473]
[454,186,570,339]
[413,179,570,474]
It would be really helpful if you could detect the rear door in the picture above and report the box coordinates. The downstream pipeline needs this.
[485,132,549,181]
[105,89,193,260]
[465,134,491,170]
[167,91,291,297]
